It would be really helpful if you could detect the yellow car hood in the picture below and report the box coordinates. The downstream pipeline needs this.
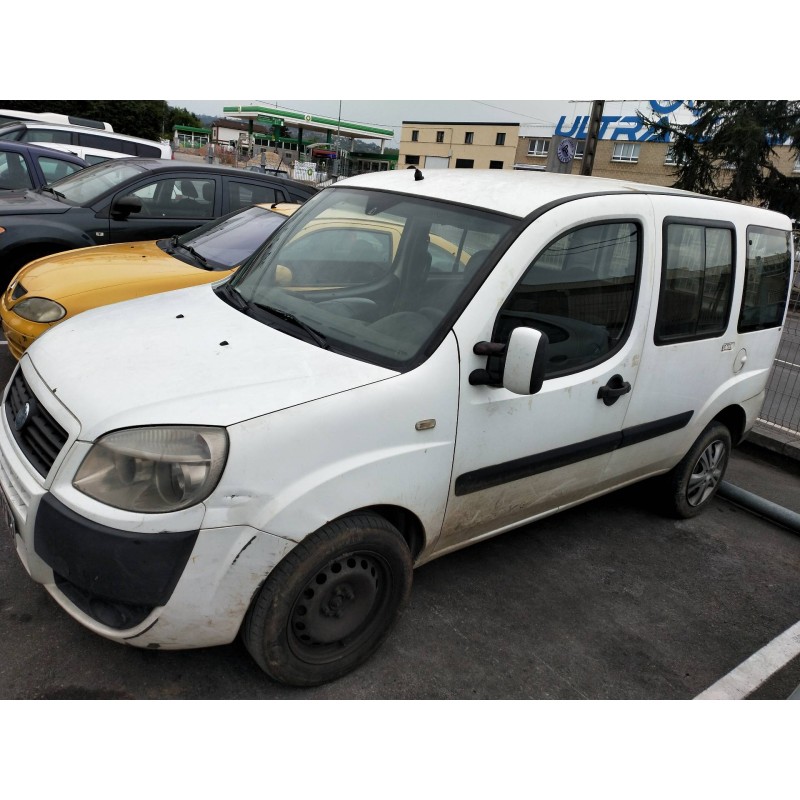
[14,241,227,310]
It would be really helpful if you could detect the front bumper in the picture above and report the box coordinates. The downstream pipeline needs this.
[0,361,295,650]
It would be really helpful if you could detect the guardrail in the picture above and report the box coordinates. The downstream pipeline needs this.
[758,298,800,434]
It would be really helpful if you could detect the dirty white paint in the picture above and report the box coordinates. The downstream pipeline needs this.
[695,619,800,699]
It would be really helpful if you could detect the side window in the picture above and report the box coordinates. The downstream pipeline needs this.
[136,143,163,158]
[227,181,285,212]
[130,178,215,219]
[656,221,734,342]
[22,129,71,145]
[0,151,33,189]
[78,132,132,154]
[738,225,791,332]
[37,156,83,183]
[495,222,640,377]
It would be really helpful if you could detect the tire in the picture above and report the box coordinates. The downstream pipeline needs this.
[242,513,413,687]
[665,421,731,519]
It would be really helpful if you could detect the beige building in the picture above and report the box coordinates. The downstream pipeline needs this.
[399,121,519,170]
[399,102,800,192]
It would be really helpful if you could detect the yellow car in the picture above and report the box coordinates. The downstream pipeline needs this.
[1,202,299,359]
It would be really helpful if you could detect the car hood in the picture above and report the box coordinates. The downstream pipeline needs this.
[25,284,395,440]
[13,241,221,308]
[0,189,70,215]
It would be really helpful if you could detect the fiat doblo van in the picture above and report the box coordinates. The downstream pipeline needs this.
[0,170,793,686]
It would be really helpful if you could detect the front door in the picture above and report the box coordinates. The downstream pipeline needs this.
[436,195,655,556]
[106,175,219,243]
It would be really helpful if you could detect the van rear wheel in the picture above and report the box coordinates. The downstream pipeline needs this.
[242,514,413,687]
[666,421,731,519]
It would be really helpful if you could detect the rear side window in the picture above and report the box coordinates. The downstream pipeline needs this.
[228,180,285,211]
[22,129,71,145]
[78,132,135,155]
[656,220,734,343]
[37,155,83,182]
[495,221,640,377]
[738,225,791,332]
[136,143,163,158]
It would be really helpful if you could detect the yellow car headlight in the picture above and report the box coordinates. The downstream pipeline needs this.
[13,297,66,323]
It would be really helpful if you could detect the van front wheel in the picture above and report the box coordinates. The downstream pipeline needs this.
[242,514,413,687]
[666,421,731,519]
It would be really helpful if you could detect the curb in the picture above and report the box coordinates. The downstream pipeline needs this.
[744,425,800,465]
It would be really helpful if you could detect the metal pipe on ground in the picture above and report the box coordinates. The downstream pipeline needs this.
[717,482,800,533]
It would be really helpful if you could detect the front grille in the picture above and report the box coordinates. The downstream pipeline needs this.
[5,370,68,477]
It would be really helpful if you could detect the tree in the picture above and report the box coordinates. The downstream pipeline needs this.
[639,101,800,219]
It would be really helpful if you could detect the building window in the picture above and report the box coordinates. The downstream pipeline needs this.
[612,142,641,163]
[465,131,474,144]
[574,140,585,159]
[527,138,549,157]
[405,154,420,165]
[794,157,800,173]
[411,130,419,142]
[455,159,474,169]
[489,161,503,169]
[496,132,506,146]
[436,131,445,143]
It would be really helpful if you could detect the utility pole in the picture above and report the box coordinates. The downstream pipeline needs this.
[580,100,605,176]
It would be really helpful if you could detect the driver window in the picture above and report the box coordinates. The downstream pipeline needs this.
[494,221,640,377]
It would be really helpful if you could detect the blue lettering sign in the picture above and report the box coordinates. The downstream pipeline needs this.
[649,101,683,114]
[609,115,643,141]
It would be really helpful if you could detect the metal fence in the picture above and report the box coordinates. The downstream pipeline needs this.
[758,293,800,433]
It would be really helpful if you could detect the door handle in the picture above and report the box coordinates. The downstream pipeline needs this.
[597,374,631,406]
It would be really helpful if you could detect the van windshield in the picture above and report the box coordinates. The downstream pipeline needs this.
[228,187,516,368]
[45,159,148,205]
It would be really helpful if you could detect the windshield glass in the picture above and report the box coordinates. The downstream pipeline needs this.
[229,187,516,368]
[167,205,293,270]
[45,159,148,205]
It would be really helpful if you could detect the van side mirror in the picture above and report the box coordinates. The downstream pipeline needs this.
[111,194,142,218]
[469,327,548,395]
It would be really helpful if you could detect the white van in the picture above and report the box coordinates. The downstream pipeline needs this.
[0,170,792,686]
[0,108,114,132]
[0,121,171,163]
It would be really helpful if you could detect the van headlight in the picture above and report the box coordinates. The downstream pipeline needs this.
[73,426,228,513]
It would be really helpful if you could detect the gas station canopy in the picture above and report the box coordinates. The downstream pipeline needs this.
[222,104,395,142]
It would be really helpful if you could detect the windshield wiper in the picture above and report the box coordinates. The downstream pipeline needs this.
[39,186,65,200]
[251,302,330,349]
[170,235,210,269]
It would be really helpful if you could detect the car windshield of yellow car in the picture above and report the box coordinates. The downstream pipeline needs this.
[168,206,290,269]
[47,159,148,205]
[229,187,515,368]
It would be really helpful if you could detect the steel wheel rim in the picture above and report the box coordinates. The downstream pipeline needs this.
[687,439,726,507]
[288,550,391,665]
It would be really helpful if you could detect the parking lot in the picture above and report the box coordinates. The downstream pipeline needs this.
[0,343,798,699]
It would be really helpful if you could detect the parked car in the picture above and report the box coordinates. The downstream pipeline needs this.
[0,121,169,162]
[0,157,318,287]
[0,202,300,359]
[0,141,86,191]
[0,108,113,131]
[0,170,792,687]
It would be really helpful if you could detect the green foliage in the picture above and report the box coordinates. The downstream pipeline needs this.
[639,101,800,219]
[0,100,201,141]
